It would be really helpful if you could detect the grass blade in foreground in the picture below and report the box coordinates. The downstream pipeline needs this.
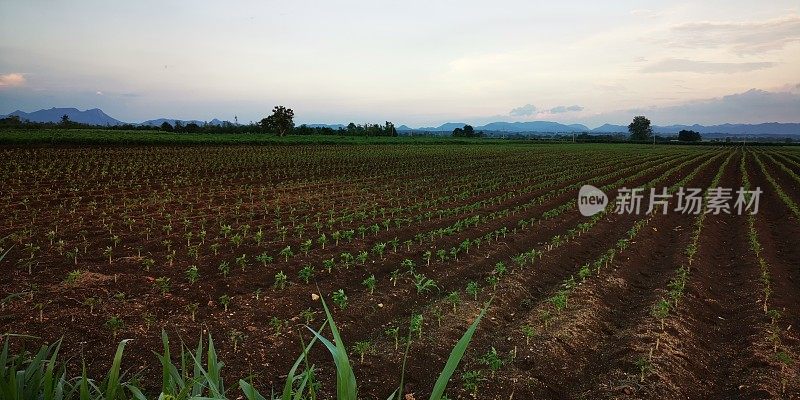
[387,330,413,400]
[306,295,357,400]
[429,300,492,400]
[282,322,326,400]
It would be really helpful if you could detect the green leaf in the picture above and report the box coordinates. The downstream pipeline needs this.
[283,321,326,400]
[305,293,357,400]
[239,379,267,400]
[429,300,491,400]
[159,330,172,395]
[43,340,62,400]
[388,333,413,400]
[105,339,131,400]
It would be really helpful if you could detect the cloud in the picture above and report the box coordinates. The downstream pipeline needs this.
[663,15,800,54]
[549,105,584,113]
[630,9,660,18]
[582,86,800,125]
[641,58,776,74]
[508,103,584,117]
[769,82,800,94]
[96,91,104,95]
[0,73,26,88]
[509,103,536,116]
[642,88,800,124]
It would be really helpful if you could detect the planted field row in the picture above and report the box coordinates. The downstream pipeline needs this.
[2,144,798,399]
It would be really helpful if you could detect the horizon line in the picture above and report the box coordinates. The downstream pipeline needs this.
[4,106,800,131]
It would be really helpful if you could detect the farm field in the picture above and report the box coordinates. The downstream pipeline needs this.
[1,142,799,399]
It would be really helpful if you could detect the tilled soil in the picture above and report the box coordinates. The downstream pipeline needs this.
[1,144,798,400]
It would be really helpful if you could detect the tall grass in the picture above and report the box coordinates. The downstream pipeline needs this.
[0,336,140,400]
[1,293,490,400]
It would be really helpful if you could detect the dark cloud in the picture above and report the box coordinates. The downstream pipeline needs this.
[638,88,800,123]
[549,105,584,113]
[509,103,536,116]
[579,87,800,126]
[641,58,776,74]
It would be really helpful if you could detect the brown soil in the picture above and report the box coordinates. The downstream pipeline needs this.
[1,145,798,400]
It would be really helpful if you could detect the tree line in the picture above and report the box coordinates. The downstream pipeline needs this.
[1,107,702,142]
[0,106,403,137]
[628,116,702,142]
[452,124,484,138]
[0,114,256,133]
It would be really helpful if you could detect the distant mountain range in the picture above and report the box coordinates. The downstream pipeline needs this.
[310,121,595,133]
[2,107,232,127]
[406,121,800,135]
[5,107,123,126]
[3,107,799,135]
[590,122,800,135]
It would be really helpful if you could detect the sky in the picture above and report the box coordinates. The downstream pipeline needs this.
[1,0,799,127]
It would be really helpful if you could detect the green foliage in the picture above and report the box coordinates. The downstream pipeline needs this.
[677,129,701,142]
[274,271,288,290]
[362,274,377,294]
[332,289,348,310]
[460,370,484,398]
[0,296,492,400]
[628,115,652,141]
[298,265,315,284]
[154,277,171,295]
[412,273,438,294]
[478,347,506,378]
[409,314,424,339]
[184,265,199,284]
[219,295,231,312]
[259,106,295,136]
[521,325,536,346]
[446,291,461,312]
[466,281,479,300]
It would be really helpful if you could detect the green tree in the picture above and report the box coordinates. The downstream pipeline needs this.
[677,129,701,142]
[463,124,475,136]
[61,114,70,125]
[453,124,481,138]
[160,121,174,132]
[628,116,653,141]
[385,121,398,137]
[185,122,201,133]
[260,105,295,136]
[347,122,358,135]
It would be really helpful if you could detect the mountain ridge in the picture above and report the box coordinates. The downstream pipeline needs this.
[6,107,123,126]
[4,107,799,135]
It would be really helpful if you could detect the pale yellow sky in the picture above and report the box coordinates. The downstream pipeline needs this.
[1,0,798,126]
